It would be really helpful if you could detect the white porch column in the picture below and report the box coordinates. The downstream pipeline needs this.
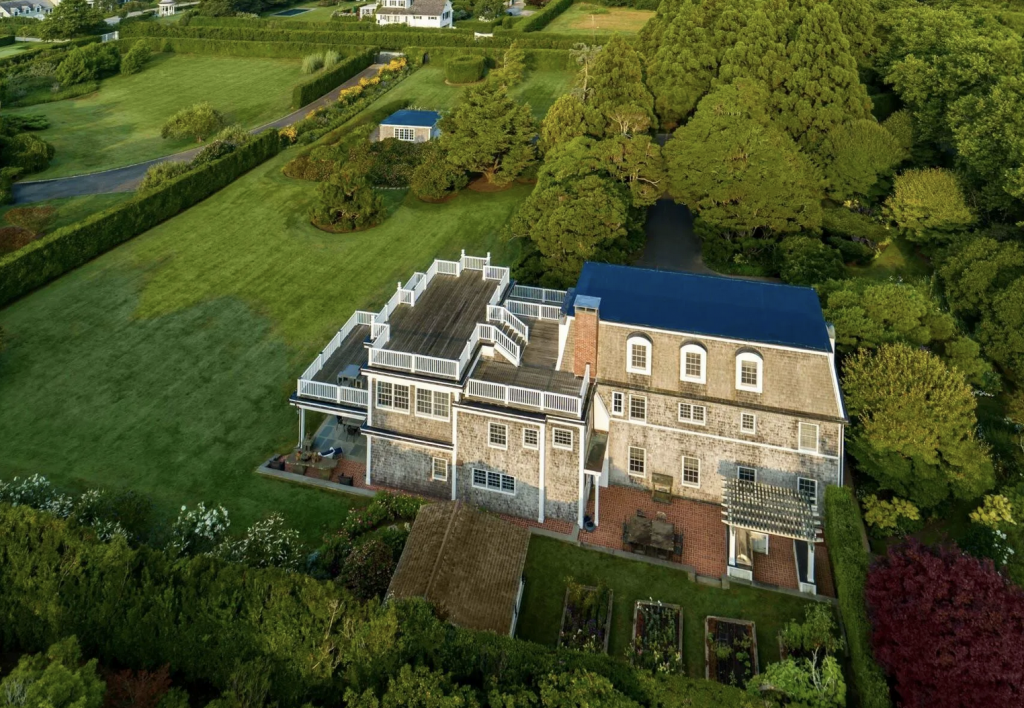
[451,465,457,501]
[594,479,599,527]
[577,471,585,528]
[366,436,373,486]
[299,408,306,445]
[807,543,816,584]
[728,525,737,566]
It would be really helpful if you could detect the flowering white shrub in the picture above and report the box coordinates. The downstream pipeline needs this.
[0,474,62,508]
[214,514,302,570]
[170,503,230,557]
[92,520,131,543]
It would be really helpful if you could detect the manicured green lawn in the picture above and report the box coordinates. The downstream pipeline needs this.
[542,3,654,33]
[0,148,527,540]
[366,64,575,119]
[0,42,37,59]
[9,53,301,180]
[517,536,820,678]
[846,236,932,281]
[0,193,134,232]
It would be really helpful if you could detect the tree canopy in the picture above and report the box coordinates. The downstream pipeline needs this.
[885,168,975,244]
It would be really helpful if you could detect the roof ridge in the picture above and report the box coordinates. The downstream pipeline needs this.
[581,261,819,294]
[424,501,461,601]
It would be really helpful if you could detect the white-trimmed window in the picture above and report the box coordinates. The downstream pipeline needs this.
[798,477,818,499]
[740,413,757,434]
[415,388,450,419]
[680,343,707,384]
[552,428,574,450]
[488,423,508,449]
[626,335,651,375]
[611,391,624,416]
[629,395,647,421]
[678,402,706,425]
[377,381,410,411]
[681,456,700,487]
[395,127,415,141]
[735,351,763,393]
[473,468,515,494]
[431,457,449,481]
[523,428,539,449]
[798,422,819,452]
[628,446,646,477]
[737,466,756,483]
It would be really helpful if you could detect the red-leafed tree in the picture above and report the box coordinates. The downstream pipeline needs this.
[104,664,172,708]
[865,541,1024,708]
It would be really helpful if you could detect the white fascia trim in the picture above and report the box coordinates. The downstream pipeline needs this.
[452,408,459,500]
[600,319,833,356]
[611,417,841,461]
[362,428,454,451]
[827,349,847,421]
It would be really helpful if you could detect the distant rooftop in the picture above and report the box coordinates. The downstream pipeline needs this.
[570,263,833,353]
[381,109,441,128]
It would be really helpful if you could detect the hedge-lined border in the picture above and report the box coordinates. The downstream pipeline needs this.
[132,36,375,59]
[0,35,100,72]
[410,46,574,71]
[823,486,892,708]
[292,47,376,108]
[187,15,475,33]
[516,0,575,32]
[0,131,280,308]
[0,35,14,47]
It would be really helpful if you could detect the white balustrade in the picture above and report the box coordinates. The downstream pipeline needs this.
[464,379,583,417]
[436,259,460,276]
[510,285,566,304]
[297,379,369,408]
[487,305,529,343]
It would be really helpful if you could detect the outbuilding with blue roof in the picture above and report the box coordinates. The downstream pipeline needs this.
[378,109,442,143]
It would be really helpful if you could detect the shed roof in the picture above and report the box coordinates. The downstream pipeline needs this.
[386,501,530,635]
[381,109,441,128]
[722,479,820,542]
[569,262,833,352]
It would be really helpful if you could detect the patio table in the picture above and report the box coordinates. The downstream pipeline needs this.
[624,515,676,558]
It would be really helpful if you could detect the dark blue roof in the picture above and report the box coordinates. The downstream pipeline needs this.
[570,263,833,352]
[380,109,441,128]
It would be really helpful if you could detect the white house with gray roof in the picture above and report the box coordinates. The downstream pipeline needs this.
[359,0,452,27]
[0,0,53,19]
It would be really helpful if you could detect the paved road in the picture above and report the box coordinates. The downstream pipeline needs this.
[12,64,385,204]
[635,198,715,275]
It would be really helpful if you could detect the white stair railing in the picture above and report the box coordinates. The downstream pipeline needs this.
[487,305,529,343]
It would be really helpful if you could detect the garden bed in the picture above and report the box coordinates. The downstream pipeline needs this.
[558,582,613,654]
[705,616,758,688]
[628,600,683,673]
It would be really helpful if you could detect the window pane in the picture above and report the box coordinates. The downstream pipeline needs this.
[489,424,506,447]
[487,471,501,489]
[416,388,432,415]
[523,429,538,447]
[628,447,645,476]
[473,468,486,486]
[394,384,409,410]
[554,429,572,448]
[612,392,623,414]
[799,423,818,451]
[738,466,756,482]
[685,352,702,378]
[500,475,515,492]
[741,413,756,432]
[799,478,817,497]
[377,381,392,407]
[629,396,646,420]
[630,343,647,370]
[693,405,706,423]
[682,456,700,485]
[433,392,449,418]
[741,361,758,386]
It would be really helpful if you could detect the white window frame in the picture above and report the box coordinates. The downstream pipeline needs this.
[626,335,651,375]
[395,127,415,142]
[472,468,516,495]
[681,455,701,488]
[735,351,764,393]
[488,422,508,450]
[431,457,449,481]
[678,402,706,426]
[611,391,624,416]
[740,412,757,434]
[376,381,410,412]
[737,466,757,483]
[415,388,450,420]
[680,343,707,384]
[552,428,574,451]
[628,446,646,478]
[628,395,647,422]
[522,428,539,449]
[798,422,820,453]
[798,477,818,500]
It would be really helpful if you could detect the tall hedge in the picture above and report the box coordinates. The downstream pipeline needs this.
[291,47,376,108]
[444,54,485,84]
[133,36,374,59]
[516,0,575,32]
[0,131,279,308]
[823,486,893,708]
[188,15,476,33]
[0,35,15,47]
[412,46,574,71]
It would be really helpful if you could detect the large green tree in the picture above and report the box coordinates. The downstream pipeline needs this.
[539,94,600,152]
[843,342,995,508]
[309,171,386,233]
[439,81,536,186]
[817,119,908,200]
[0,637,105,708]
[587,37,656,136]
[664,80,823,237]
[885,168,975,244]
[937,236,1024,323]
[38,0,102,40]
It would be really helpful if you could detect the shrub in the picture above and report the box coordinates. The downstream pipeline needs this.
[105,665,172,708]
[0,637,105,708]
[347,137,424,188]
[827,236,875,265]
[120,40,152,76]
[4,205,56,235]
[410,141,467,201]
[138,160,194,194]
[301,51,325,74]
[776,235,845,286]
[339,539,396,600]
[0,226,36,254]
[309,170,386,232]
[861,494,921,536]
[55,46,95,85]
[291,47,375,109]
[445,54,485,84]
[821,207,889,246]
[213,514,304,570]
[2,132,56,174]
[169,503,230,557]
[823,487,892,708]
[322,48,340,67]
[160,102,225,142]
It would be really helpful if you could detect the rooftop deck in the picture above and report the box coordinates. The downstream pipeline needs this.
[311,324,370,384]
[386,274,497,361]
[470,321,580,397]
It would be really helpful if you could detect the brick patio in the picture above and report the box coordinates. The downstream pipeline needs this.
[499,513,575,536]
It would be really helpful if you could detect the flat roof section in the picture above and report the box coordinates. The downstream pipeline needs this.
[385,274,497,361]
[311,324,370,384]
[471,321,581,397]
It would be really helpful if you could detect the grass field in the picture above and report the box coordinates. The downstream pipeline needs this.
[368,64,575,119]
[542,3,654,33]
[0,193,134,232]
[0,42,36,59]
[846,236,931,281]
[8,54,301,180]
[516,537,820,677]
[0,146,527,540]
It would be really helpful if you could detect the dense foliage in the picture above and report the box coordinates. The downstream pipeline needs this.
[866,542,1024,708]
[160,102,226,143]
[444,54,486,84]
[309,170,387,232]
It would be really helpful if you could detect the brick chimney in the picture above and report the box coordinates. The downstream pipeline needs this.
[573,295,601,377]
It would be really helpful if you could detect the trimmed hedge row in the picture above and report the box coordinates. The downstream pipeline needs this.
[444,54,485,83]
[132,36,374,59]
[188,15,475,33]
[0,35,99,72]
[0,35,14,47]
[120,22,621,49]
[411,46,574,71]
[516,0,574,32]
[291,46,376,108]
[0,131,280,308]
[823,486,892,708]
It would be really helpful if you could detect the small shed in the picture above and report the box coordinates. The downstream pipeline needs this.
[379,109,441,143]
[387,501,530,636]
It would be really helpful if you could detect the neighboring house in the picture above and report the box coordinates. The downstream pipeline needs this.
[291,254,846,595]
[378,109,441,143]
[387,500,529,635]
[0,0,53,19]
[359,0,453,28]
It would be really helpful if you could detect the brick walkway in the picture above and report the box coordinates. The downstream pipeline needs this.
[753,534,799,590]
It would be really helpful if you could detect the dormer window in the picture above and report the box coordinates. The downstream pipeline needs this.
[626,334,651,375]
[680,343,706,384]
[735,351,763,393]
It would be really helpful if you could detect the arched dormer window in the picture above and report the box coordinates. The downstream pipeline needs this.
[625,334,651,376]
[735,350,763,393]
[680,342,707,384]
